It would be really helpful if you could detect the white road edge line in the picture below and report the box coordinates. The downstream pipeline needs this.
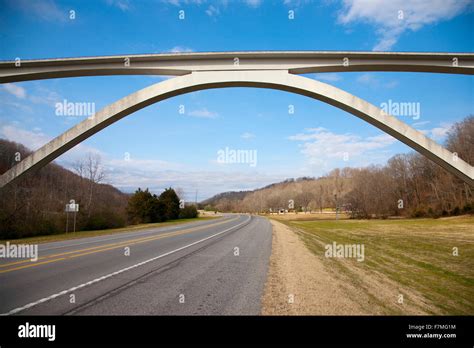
[2,215,251,316]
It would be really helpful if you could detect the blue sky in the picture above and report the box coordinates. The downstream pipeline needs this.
[0,0,473,200]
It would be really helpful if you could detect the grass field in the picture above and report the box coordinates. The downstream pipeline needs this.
[1,216,218,245]
[271,215,474,315]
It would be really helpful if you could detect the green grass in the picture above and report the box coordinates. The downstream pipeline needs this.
[1,216,219,245]
[274,215,474,315]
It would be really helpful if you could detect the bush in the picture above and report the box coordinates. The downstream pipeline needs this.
[83,214,109,231]
[83,211,126,231]
[204,204,215,211]
[179,205,198,219]
[451,206,461,216]
[411,208,427,218]
[462,203,473,214]
[35,218,60,236]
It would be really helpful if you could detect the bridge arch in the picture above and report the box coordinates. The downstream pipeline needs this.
[1,70,473,187]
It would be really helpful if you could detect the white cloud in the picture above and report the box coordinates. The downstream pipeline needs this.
[245,0,262,8]
[1,85,62,115]
[106,0,131,11]
[283,0,313,7]
[28,87,62,107]
[412,120,430,127]
[3,84,26,99]
[0,124,49,150]
[161,0,204,6]
[422,122,452,141]
[357,73,376,84]
[241,132,256,139]
[0,124,102,165]
[312,73,342,82]
[10,0,66,22]
[338,0,472,51]
[288,127,397,169]
[0,100,33,114]
[108,168,285,200]
[206,5,220,16]
[107,157,184,173]
[169,46,194,53]
[187,108,218,119]
[356,73,398,88]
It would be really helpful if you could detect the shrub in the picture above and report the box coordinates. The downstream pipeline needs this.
[451,206,461,216]
[83,211,126,231]
[179,205,198,219]
[462,203,473,214]
[411,208,427,218]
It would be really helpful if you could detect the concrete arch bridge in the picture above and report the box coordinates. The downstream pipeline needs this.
[0,51,473,187]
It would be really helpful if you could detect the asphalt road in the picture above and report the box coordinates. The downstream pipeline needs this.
[0,214,272,315]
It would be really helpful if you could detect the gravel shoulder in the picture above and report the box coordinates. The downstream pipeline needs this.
[261,219,367,315]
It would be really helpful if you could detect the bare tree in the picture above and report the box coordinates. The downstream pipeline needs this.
[74,153,105,218]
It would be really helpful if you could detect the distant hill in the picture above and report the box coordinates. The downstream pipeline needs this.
[200,172,354,213]
[201,190,251,206]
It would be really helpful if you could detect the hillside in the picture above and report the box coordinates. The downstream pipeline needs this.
[0,139,129,239]
[201,170,354,213]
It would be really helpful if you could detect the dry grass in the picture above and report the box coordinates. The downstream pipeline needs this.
[271,215,474,315]
[261,211,350,221]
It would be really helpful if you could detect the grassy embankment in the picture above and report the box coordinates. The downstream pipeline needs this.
[270,214,474,314]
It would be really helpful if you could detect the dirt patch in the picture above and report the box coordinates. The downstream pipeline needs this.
[261,219,437,315]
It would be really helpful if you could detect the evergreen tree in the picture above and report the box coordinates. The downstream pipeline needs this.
[159,188,180,220]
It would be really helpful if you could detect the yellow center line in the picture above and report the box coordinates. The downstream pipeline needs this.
[0,258,67,274]
[0,217,238,274]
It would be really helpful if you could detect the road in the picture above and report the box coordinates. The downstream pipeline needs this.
[0,214,272,315]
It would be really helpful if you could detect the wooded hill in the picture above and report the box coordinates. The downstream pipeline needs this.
[0,139,129,239]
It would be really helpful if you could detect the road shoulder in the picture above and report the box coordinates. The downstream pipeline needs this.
[261,219,367,314]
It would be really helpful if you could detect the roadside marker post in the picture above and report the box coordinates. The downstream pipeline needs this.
[65,200,79,233]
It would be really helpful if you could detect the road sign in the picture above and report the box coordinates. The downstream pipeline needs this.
[65,200,79,233]
[65,203,79,212]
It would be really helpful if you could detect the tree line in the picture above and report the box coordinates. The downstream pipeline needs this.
[127,187,197,224]
[0,140,197,240]
[203,116,473,218]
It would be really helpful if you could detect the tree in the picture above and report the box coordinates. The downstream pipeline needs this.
[159,188,180,220]
[74,153,105,219]
[127,188,156,224]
